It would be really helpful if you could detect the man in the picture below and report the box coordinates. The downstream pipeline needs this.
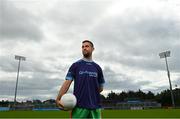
[56,40,105,119]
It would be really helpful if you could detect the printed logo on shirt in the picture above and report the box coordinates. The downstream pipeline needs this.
[79,71,97,77]
[86,63,92,65]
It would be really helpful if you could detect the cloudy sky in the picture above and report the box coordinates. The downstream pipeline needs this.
[0,0,180,101]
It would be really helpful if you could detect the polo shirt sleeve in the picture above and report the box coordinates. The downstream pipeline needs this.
[65,63,76,80]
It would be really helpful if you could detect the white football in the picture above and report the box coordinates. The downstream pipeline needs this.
[61,93,77,110]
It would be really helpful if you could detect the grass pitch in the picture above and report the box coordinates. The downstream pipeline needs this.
[0,109,180,118]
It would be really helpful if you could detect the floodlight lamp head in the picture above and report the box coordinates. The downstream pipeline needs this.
[15,55,26,61]
[159,51,170,59]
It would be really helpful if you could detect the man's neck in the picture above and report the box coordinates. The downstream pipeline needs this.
[83,57,93,62]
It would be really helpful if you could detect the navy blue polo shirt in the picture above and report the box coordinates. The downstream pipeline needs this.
[65,59,105,109]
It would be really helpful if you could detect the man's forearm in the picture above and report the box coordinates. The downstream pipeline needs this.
[56,80,72,100]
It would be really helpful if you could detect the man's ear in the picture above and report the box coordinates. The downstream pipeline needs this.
[92,47,95,51]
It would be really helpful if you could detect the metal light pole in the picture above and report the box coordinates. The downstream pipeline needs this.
[14,55,26,109]
[159,51,175,108]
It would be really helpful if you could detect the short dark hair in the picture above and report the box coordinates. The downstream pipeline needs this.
[82,40,94,48]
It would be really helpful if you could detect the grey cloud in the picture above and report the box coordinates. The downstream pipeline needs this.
[0,55,67,74]
[0,0,43,41]
[103,66,150,91]
[170,47,180,72]
[0,56,17,72]
[0,54,68,101]
[93,7,180,44]
[0,72,64,101]
[148,76,180,94]
[96,51,161,71]
[103,66,177,94]
[46,0,112,39]
[93,9,180,49]
[92,8,180,72]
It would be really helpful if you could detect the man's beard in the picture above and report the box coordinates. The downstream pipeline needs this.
[83,51,91,58]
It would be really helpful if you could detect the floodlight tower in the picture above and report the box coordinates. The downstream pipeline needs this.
[159,51,175,107]
[14,55,26,108]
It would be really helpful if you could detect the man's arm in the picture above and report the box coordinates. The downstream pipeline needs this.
[56,80,73,108]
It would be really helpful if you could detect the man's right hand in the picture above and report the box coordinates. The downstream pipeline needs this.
[56,98,64,109]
